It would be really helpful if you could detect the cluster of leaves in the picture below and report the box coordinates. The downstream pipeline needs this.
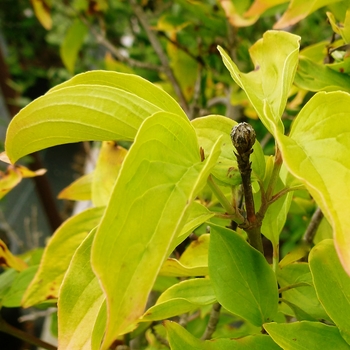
[1,0,350,349]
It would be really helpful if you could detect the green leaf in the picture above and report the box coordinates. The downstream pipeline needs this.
[277,263,330,321]
[264,321,350,349]
[165,320,282,350]
[2,266,38,307]
[0,269,18,305]
[218,31,300,136]
[22,206,104,307]
[168,41,198,100]
[208,224,278,327]
[91,111,222,349]
[309,239,350,343]
[299,40,330,63]
[60,19,88,74]
[141,278,215,322]
[281,299,319,322]
[276,91,350,274]
[192,114,265,184]
[279,245,310,268]
[294,57,350,93]
[5,71,186,163]
[58,228,105,350]
[274,0,343,29]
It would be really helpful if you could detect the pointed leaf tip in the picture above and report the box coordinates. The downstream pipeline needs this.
[218,30,300,137]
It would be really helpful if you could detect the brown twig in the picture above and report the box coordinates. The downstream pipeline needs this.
[201,303,221,340]
[129,0,190,115]
[79,15,161,71]
[303,207,324,245]
[0,316,57,350]
[269,184,304,205]
[158,32,205,66]
[231,123,264,253]
[151,325,170,348]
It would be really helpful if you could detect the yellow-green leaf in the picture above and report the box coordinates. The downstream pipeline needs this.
[274,0,342,29]
[22,207,104,307]
[92,142,127,206]
[160,234,210,277]
[91,111,221,349]
[31,0,52,30]
[141,278,215,322]
[0,165,46,199]
[171,202,215,249]
[219,0,259,27]
[58,172,93,201]
[276,91,350,274]
[159,258,208,277]
[60,19,88,74]
[245,0,289,17]
[179,234,209,267]
[0,239,27,271]
[218,31,300,137]
[168,40,198,101]
[5,71,186,163]
[58,228,105,350]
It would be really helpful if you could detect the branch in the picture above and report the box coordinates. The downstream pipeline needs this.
[151,324,170,348]
[269,185,304,205]
[158,32,205,66]
[129,0,190,114]
[201,303,221,340]
[303,207,324,245]
[231,123,264,253]
[0,316,57,350]
[79,16,161,71]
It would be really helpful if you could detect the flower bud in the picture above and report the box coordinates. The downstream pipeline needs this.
[230,122,256,154]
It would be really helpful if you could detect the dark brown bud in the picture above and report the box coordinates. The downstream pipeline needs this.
[230,122,256,154]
